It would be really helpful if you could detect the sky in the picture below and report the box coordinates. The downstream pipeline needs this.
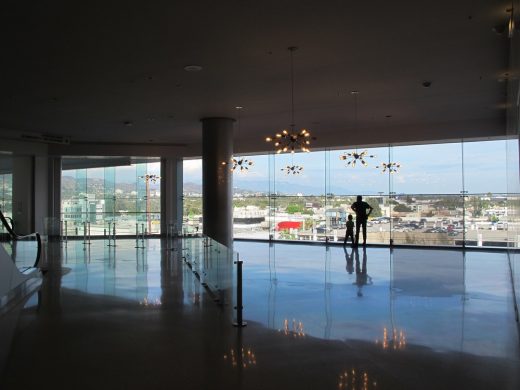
[183,140,516,195]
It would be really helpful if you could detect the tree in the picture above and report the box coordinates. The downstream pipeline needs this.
[393,204,412,213]
[366,198,382,218]
[286,203,304,214]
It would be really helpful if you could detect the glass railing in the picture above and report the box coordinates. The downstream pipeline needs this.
[1,239,41,270]
[59,212,161,236]
[177,235,240,323]
[228,193,516,247]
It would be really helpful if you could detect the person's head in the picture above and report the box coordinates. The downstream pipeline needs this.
[348,214,353,221]
[357,195,362,202]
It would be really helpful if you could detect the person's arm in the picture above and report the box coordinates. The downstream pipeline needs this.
[351,203,356,212]
[367,203,373,217]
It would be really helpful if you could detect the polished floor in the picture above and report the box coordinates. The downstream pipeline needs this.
[0,239,519,389]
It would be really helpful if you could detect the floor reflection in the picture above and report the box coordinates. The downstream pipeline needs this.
[52,239,202,310]
[0,239,518,389]
[235,241,519,359]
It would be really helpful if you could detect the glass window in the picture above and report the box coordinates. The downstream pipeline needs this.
[233,154,270,240]
[183,159,203,234]
[390,142,463,195]
[61,159,161,236]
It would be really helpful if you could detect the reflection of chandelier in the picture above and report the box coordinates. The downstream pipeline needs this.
[375,327,406,350]
[281,165,303,175]
[223,347,257,368]
[280,318,305,337]
[232,106,254,173]
[338,368,378,389]
[265,47,312,154]
[138,174,161,183]
[139,297,162,307]
[376,162,401,173]
[340,150,376,167]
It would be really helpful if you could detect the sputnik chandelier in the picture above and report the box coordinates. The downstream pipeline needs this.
[340,150,376,167]
[281,164,303,175]
[266,47,312,154]
[376,162,401,173]
[139,174,161,184]
[231,106,254,173]
[340,91,376,168]
[232,157,253,172]
[266,129,311,154]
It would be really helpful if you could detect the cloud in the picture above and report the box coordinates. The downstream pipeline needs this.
[183,159,202,173]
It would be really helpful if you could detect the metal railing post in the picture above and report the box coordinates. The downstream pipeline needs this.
[233,257,247,327]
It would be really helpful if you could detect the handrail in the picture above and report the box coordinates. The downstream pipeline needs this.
[0,209,42,267]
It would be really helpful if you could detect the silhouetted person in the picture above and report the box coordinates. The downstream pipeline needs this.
[343,214,355,246]
[344,246,354,274]
[351,195,373,246]
[353,247,372,297]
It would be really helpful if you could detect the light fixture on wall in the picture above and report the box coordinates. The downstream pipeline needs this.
[376,162,401,174]
[231,106,254,173]
[265,47,312,154]
[340,91,376,167]
[508,6,515,38]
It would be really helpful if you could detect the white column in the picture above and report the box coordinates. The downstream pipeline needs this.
[202,117,234,247]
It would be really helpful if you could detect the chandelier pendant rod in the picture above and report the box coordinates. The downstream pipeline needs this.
[289,46,297,129]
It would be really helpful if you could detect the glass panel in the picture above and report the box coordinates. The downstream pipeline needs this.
[391,142,463,194]
[270,196,325,241]
[104,166,116,225]
[390,143,463,246]
[182,139,512,248]
[0,154,13,236]
[61,159,161,236]
[329,146,389,195]
[463,140,509,247]
[147,162,161,234]
[274,151,325,196]
[274,151,325,241]
[233,154,269,239]
[463,140,507,194]
[183,159,203,234]
[391,194,464,246]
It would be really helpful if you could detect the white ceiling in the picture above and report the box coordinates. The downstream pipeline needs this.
[0,0,513,155]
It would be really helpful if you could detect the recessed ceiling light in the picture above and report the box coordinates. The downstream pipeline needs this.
[422,81,432,87]
[124,121,133,126]
[184,65,203,72]
[351,90,359,95]
[235,106,243,110]
[385,115,392,118]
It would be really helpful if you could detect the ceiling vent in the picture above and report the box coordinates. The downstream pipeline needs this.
[20,133,71,145]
